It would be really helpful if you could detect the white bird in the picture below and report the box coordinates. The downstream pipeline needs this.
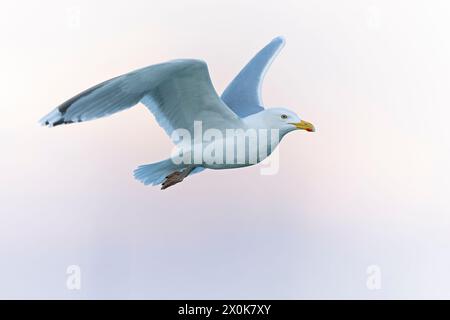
[40,37,315,189]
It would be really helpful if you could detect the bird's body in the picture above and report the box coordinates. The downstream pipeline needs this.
[40,37,315,189]
[170,108,296,170]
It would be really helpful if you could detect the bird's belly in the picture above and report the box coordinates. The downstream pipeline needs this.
[203,161,254,170]
[200,135,278,169]
[171,131,280,169]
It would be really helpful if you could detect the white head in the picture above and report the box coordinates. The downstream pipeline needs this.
[250,107,315,137]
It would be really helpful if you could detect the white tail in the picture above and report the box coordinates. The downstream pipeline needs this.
[133,159,183,186]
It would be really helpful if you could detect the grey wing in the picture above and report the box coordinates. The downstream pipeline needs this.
[40,59,242,136]
[221,36,285,118]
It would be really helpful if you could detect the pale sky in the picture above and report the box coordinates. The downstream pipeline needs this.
[1,0,450,298]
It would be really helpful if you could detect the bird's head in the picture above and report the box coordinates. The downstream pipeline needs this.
[260,108,315,136]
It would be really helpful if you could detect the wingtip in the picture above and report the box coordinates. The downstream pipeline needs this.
[38,117,53,128]
[272,36,286,45]
[38,108,63,127]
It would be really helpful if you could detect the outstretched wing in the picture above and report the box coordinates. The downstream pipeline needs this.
[221,36,285,118]
[40,59,242,137]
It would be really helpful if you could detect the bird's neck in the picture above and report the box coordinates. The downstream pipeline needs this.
[242,113,290,139]
[242,113,269,129]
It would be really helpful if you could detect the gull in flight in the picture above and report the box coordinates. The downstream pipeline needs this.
[40,37,315,189]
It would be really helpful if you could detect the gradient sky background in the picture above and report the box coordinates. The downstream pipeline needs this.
[1,0,450,299]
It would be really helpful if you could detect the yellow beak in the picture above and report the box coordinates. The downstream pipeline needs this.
[291,120,315,132]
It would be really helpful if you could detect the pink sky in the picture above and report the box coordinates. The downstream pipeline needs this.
[1,0,450,298]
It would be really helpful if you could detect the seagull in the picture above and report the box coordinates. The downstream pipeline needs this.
[40,37,315,189]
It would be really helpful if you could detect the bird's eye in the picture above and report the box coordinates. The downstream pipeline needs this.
[281,114,288,119]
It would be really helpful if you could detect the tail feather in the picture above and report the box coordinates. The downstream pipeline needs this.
[133,159,205,187]
[133,159,180,186]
